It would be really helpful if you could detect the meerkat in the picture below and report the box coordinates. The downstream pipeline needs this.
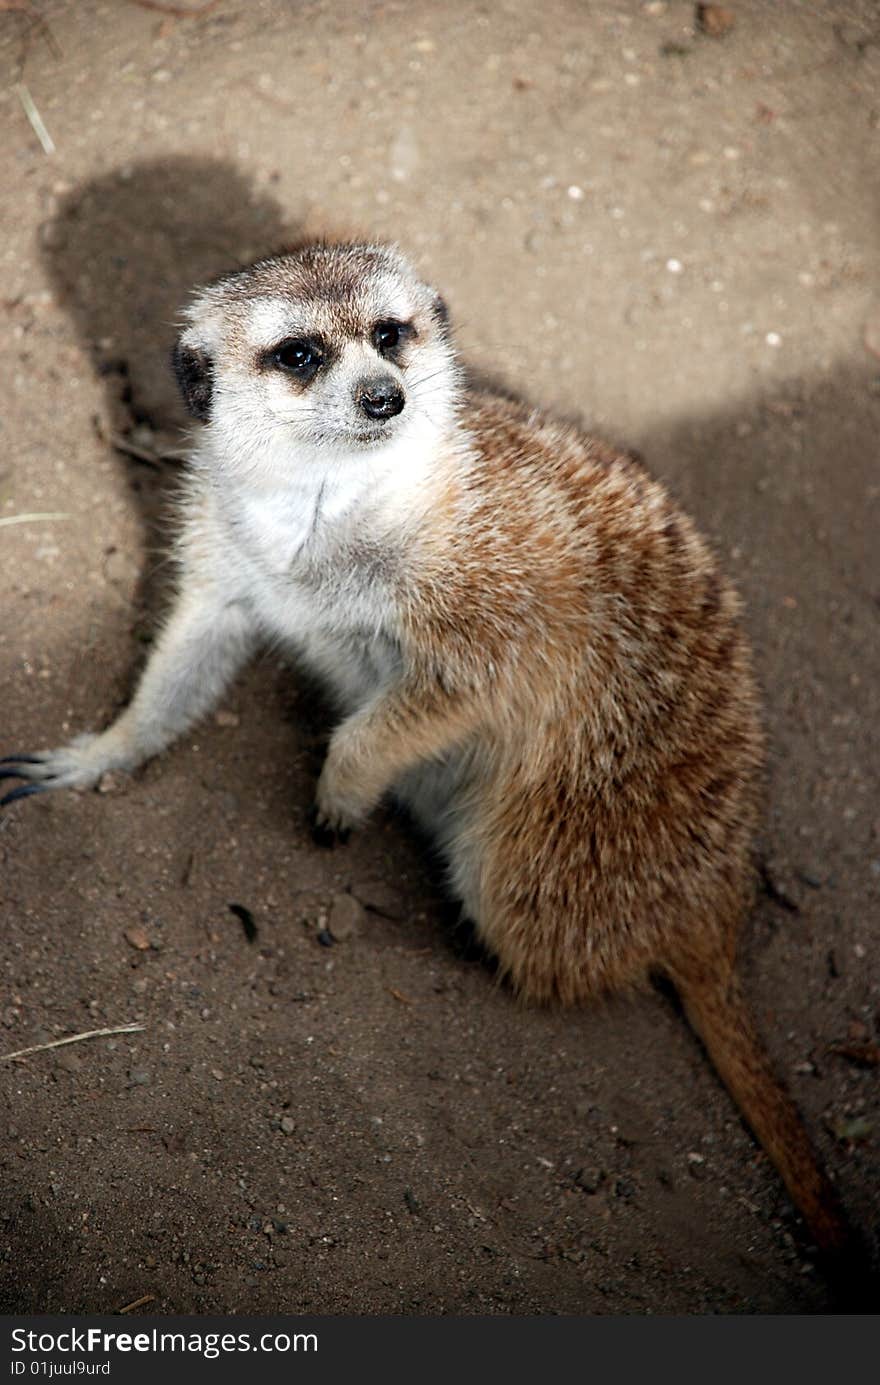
[1,241,856,1269]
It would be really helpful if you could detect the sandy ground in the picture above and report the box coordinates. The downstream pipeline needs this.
[0,0,878,1315]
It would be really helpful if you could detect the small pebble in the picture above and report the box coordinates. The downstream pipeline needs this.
[279,1116,295,1136]
[328,892,365,941]
[124,926,151,952]
[97,771,125,794]
[697,4,736,38]
[575,1167,603,1193]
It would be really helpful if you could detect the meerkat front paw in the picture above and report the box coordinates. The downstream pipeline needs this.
[0,728,135,808]
[310,759,371,847]
[307,802,351,848]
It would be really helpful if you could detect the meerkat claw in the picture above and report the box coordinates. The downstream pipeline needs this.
[0,782,51,808]
[307,804,351,848]
[0,764,48,784]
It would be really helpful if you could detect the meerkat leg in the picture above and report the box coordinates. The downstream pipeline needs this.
[0,586,255,806]
[313,680,482,838]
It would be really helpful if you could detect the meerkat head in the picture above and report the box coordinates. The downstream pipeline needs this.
[172,242,459,464]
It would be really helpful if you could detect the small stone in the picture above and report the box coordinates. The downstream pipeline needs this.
[214,709,240,728]
[574,1167,603,1194]
[124,926,151,951]
[97,771,125,794]
[128,1068,150,1086]
[279,1116,295,1136]
[795,868,824,889]
[696,4,736,38]
[328,892,365,941]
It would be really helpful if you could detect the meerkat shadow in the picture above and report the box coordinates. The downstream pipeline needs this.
[39,156,299,612]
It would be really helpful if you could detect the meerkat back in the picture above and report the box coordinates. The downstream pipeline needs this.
[416,389,852,1263]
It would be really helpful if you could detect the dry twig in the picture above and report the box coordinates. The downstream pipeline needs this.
[387,986,414,1006]
[117,1294,157,1315]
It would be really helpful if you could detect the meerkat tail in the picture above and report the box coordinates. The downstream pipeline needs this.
[668,961,851,1258]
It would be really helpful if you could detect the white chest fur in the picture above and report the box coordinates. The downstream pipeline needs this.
[203,430,434,711]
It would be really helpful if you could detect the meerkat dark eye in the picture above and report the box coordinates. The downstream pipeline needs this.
[372,320,402,355]
[271,338,323,380]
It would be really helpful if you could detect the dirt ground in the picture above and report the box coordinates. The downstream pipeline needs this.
[1,0,878,1316]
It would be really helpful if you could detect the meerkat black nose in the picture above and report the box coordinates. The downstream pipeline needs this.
[357,377,405,421]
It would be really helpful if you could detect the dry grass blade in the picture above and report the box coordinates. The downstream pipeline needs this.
[15,81,55,154]
[0,1024,146,1063]
[0,511,70,527]
[109,433,184,468]
[130,0,221,16]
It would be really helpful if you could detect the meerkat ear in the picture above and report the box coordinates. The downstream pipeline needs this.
[172,331,214,422]
[431,292,450,327]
